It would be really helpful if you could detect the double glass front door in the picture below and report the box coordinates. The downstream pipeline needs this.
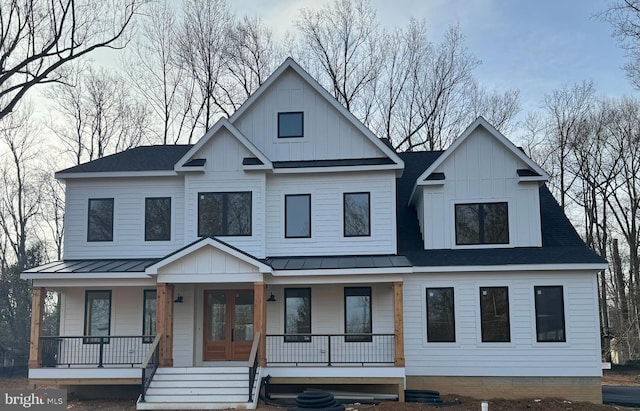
[203,290,254,361]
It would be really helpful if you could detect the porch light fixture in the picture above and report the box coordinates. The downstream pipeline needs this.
[173,294,184,303]
[267,292,276,302]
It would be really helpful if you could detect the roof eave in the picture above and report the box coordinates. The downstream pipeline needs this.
[55,170,179,180]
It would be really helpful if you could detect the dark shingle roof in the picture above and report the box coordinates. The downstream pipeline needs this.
[56,145,193,174]
[273,158,395,168]
[397,152,606,266]
[266,255,411,270]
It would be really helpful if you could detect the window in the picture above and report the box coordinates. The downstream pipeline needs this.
[145,198,171,241]
[426,288,455,342]
[278,112,303,138]
[345,287,372,342]
[87,198,114,242]
[455,202,509,245]
[198,192,252,236]
[84,290,111,343]
[143,290,157,343]
[285,194,311,238]
[480,287,510,342]
[344,192,370,237]
[535,286,566,342]
[284,288,311,342]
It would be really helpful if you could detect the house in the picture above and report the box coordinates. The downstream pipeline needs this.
[22,58,607,409]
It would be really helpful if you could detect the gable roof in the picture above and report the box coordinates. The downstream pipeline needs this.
[229,57,404,171]
[145,236,272,274]
[55,145,192,178]
[174,118,272,171]
[409,117,548,200]
[397,151,607,268]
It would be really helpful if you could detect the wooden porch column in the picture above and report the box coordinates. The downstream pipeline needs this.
[253,282,267,366]
[156,283,174,367]
[393,282,405,367]
[28,287,46,369]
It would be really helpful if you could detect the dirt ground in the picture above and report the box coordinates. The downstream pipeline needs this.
[0,367,637,411]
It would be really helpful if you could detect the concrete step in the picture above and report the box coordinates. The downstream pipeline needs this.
[142,394,249,403]
[149,379,247,388]
[146,387,248,396]
[137,401,255,410]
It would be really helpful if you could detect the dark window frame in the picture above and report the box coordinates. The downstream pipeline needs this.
[343,192,371,237]
[197,191,252,237]
[285,194,311,238]
[344,287,372,342]
[83,290,112,344]
[87,198,114,242]
[145,197,171,241]
[479,286,511,343]
[142,289,157,343]
[455,202,509,245]
[426,287,456,343]
[534,286,566,343]
[278,111,304,138]
[284,288,311,343]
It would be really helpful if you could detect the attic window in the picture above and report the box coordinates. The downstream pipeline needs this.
[455,202,509,245]
[278,112,303,138]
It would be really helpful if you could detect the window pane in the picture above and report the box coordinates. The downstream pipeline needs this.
[198,193,223,236]
[285,194,311,238]
[484,203,509,244]
[85,291,111,337]
[145,198,171,241]
[345,287,372,342]
[143,290,157,342]
[344,193,370,237]
[285,288,311,342]
[426,288,455,342]
[227,192,252,235]
[455,202,508,245]
[88,199,113,241]
[198,192,251,236]
[455,204,479,244]
[278,112,303,138]
[535,286,566,342]
[480,287,510,342]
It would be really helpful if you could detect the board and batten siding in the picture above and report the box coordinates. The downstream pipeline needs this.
[265,172,397,256]
[403,271,602,378]
[233,68,385,162]
[63,177,185,259]
[420,126,542,249]
[184,129,266,258]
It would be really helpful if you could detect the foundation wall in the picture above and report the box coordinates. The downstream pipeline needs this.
[406,376,602,404]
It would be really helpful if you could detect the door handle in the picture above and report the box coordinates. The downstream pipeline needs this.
[231,328,235,342]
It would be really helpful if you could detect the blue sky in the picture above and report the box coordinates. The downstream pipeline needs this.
[233,0,632,115]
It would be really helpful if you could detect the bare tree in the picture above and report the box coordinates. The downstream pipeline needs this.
[295,0,381,116]
[0,0,147,122]
[48,65,153,163]
[543,80,595,210]
[125,0,196,144]
[602,0,640,89]
[178,0,234,129]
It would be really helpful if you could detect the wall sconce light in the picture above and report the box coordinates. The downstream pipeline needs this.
[267,292,276,302]
[174,294,184,303]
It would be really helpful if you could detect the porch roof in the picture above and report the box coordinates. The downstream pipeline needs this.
[265,255,411,270]
[22,258,158,274]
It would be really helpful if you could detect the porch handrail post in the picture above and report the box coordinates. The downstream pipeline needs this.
[98,337,105,368]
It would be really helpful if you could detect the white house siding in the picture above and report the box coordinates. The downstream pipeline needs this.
[184,129,266,258]
[57,287,153,366]
[233,68,385,162]
[420,126,542,249]
[403,270,602,378]
[63,177,184,259]
[265,172,397,256]
[265,283,395,364]
[173,284,196,367]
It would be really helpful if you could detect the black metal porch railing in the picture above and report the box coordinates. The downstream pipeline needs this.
[40,336,155,368]
[247,332,261,402]
[266,334,395,366]
[140,334,162,403]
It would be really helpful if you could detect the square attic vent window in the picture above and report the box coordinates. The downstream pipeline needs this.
[278,112,303,138]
